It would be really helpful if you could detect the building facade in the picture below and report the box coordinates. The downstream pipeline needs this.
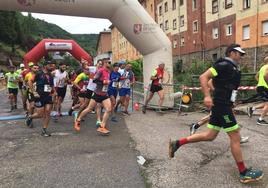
[95,30,112,64]
[111,0,155,63]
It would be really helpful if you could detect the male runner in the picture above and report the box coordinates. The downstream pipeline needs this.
[169,44,263,183]
[74,60,111,134]
[5,65,19,112]
[142,62,165,113]
[25,61,55,137]
[247,56,268,125]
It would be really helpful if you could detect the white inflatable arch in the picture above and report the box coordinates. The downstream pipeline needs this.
[0,0,173,106]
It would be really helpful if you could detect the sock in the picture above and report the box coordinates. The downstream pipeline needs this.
[237,161,247,174]
[252,107,256,111]
[177,138,188,147]
[259,117,263,121]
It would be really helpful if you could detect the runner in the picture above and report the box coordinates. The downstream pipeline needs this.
[169,44,263,183]
[142,62,165,113]
[247,56,268,125]
[5,65,19,112]
[53,62,68,116]
[24,63,39,120]
[25,61,55,137]
[117,63,135,115]
[16,63,27,110]
[74,60,111,135]
[108,63,121,121]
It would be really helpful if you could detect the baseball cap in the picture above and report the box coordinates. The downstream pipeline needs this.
[20,63,25,68]
[28,62,34,67]
[233,47,246,55]
[225,44,246,56]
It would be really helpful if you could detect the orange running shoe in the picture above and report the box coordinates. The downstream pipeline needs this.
[97,127,110,135]
[74,120,81,131]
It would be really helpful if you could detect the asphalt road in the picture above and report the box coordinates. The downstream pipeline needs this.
[0,89,144,188]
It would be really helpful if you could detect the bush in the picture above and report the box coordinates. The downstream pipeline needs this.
[127,59,143,82]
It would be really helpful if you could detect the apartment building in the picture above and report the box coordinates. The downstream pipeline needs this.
[111,0,155,63]
[95,30,112,64]
[236,0,268,70]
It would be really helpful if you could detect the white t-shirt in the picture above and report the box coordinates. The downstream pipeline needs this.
[54,69,68,88]
[87,66,97,91]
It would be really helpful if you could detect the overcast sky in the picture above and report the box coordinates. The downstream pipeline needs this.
[21,12,112,34]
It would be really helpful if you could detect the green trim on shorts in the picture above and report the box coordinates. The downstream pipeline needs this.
[207,124,221,131]
[223,124,240,133]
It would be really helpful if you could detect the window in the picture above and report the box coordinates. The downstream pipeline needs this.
[172,0,176,10]
[151,4,153,12]
[212,53,218,61]
[165,20,169,30]
[242,25,250,40]
[173,40,177,48]
[243,0,250,9]
[159,6,162,15]
[160,23,164,30]
[225,0,232,9]
[180,37,185,46]
[180,0,184,6]
[165,2,168,12]
[192,0,197,10]
[226,24,232,36]
[180,15,185,27]
[262,21,268,36]
[212,0,218,14]
[262,0,268,3]
[173,19,177,30]
[212,28,219,39]
[193,20,198,33]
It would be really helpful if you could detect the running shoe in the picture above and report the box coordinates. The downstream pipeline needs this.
[122,111,130,116]
[257,119,268,126]
[240,136,249,144]
[247,107,253,118]
[240,168,263,183]
[111,116,118,122]
[97,127,110,135]
[142,105,146,114]
[168,139,180,158]
[74,120,81,131]
[96,120,101,128]
[68,108,74,116]
[25,116,33,127]
[41,128,51,137]
[190,123,199,135]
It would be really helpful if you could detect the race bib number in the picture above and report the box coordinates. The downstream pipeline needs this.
[230,90,238,102]
[102,85,108,92]
[44,85,52,92]
[112,81,118,88]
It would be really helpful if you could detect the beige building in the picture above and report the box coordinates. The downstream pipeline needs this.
[111,0,156,63]
[95,30,112,64]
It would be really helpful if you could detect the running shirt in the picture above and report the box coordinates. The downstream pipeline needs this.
[257,64,268,89]
[120,70,134,89]
[87,66,97,91]
[5,72,19,89]
[54,69,68,88]
[33,71,54,96]
[25,72,34,92]
[151,67,164,86]
[109,71,121,89]
[94,67,110,96]
[74,72,89,91]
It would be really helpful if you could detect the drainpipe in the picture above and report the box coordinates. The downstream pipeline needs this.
[254,0,259,72]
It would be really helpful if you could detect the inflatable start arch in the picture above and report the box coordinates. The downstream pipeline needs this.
[24,39,92,65]
[0,0,174,106]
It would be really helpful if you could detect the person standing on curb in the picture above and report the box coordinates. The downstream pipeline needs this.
[169,44,263,184]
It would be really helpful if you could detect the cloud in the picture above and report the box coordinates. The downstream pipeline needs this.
[21,12,111,34]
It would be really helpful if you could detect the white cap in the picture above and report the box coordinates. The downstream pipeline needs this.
[233,47,246,55]
[20,63,25,68]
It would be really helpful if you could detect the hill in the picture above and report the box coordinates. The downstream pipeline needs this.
[0,11,98,66]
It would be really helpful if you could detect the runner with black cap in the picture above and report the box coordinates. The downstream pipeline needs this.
[169,44,263,184]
